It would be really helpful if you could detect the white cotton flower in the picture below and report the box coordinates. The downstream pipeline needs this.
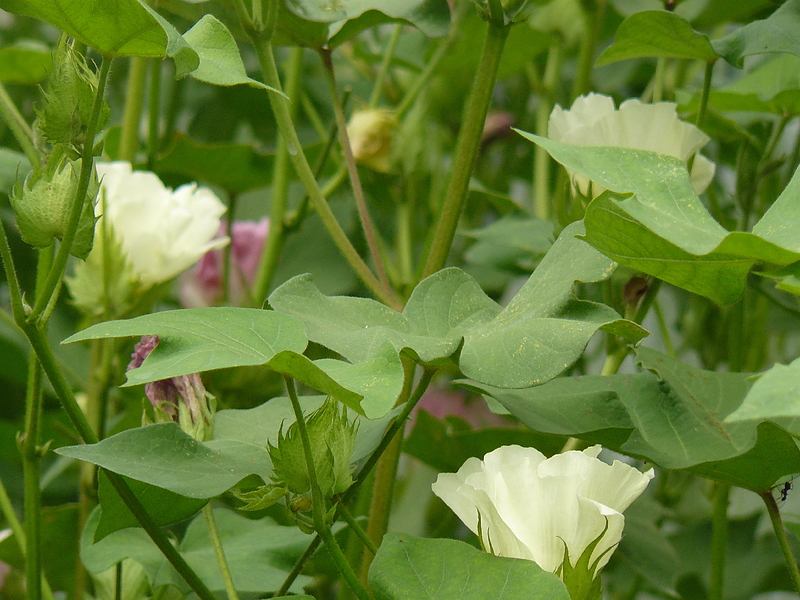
[68,161,228,315]
[548,93,715,197]
[432,445,653,586]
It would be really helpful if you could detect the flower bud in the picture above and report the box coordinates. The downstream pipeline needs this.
[34,39,109,149]
[268,398,358,499]
[346,109,396,173]
[10,153,98,259]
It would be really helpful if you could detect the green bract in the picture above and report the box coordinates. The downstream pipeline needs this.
[268,397,358,499]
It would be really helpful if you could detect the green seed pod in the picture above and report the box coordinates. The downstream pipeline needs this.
[268,398,358,499]
[11,153,98,259]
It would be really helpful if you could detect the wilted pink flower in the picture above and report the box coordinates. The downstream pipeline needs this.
[128,335,210,433]
[180,218,269,308]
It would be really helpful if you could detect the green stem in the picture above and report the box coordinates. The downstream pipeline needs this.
[0,476,55,600]
[571,0,606,99]
[275,536,322,597]
[422,21,510,276]
[146,58,162,170]
[695,60,715,131]
[284,377,373,600]
[29,57,112,323]
[118,57,148,162]
[252,47,304,304]
[760,490,800,595]
[320,49,396,303]
[651,57,667,103]
[0,80,38,168]
[395,34,451,121]
[248,33,401,310]
[203,504,240,600]
[336,500,378,556]
[276,366,435,595]
[708,482,730,600]
[532,44,562,219]
[652,299,675,357]
[19,324,216,600]
[22,356,43,600]
[359,360,428,581]
[369,24,402,108]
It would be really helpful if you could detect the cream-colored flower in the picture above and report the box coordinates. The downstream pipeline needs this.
[548,93,715,197]
[68,161,227,315]
[432,445,653,583]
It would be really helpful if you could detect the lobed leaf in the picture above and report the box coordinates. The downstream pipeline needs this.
[519,133,800,305]
[271,222,646,389]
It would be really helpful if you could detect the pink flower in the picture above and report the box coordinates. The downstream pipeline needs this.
[180,218,269,307]
[410,386,512,431]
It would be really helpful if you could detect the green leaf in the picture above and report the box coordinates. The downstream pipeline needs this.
[369,533,570,600]
[81,507,312,594]
[271,223,646,389]
[155,133,275,193]
[712,0,800,68]
[57,422,272,498]
[596,11,716,66]
[57,397,396,497]
[0,0,198,75]
[702,54,800,115]
[285,0,451,39]
[95,472,207,541]
[63,307,307,385]
[0,40,52,83]
[182,15,282,95]
[725,356,800,431]
[465,347,800,491]
[519,133,800,305]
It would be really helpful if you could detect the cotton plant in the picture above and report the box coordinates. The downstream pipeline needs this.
[3,2,800,600]
[433,445,653,600]
[67,161,228,317]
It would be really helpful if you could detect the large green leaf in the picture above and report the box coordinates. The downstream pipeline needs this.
[0,0,198,74]
[81,507,312,594]
[519,133,800,305]
[712,0,800,68]
[57,396,396,497]
[183,15,281,94]
[464,347,800,491]
[0,40,52,83]
[57,422,272,498]
[596,11,716,66]
[285,0,451,39]
[64,308,306,384]
[64,307,403,416]
[271,222,646,389]
[369,533,570,600]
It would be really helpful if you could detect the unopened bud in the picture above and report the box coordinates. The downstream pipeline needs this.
[34,39,109,149]
[347,109,396,173]
[268,397,358,499]
[11,154,98,259]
